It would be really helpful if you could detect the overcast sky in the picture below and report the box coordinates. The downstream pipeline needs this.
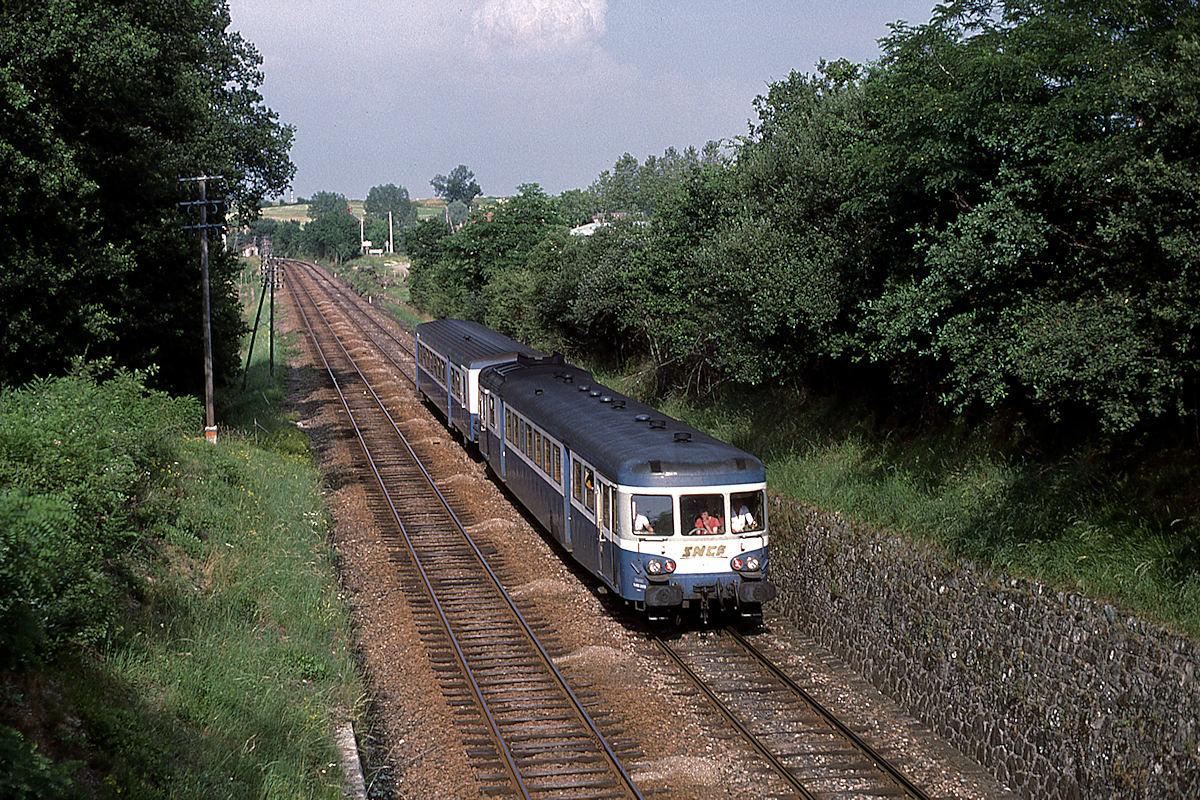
[226,1,935,201]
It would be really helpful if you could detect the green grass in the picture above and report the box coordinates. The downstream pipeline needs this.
[0,262,364,798]
[321,256,427,328]
[635,382,1200,637]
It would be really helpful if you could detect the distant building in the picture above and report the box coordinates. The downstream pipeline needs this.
[569,217,650,237]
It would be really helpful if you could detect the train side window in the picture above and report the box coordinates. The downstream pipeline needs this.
[552,447,561,485]
[534,432,544,469]
[572,459,582,502]
[583,468,595,512]
[489,396,496,428]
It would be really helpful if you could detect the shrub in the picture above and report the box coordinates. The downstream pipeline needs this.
[0,364,199,667]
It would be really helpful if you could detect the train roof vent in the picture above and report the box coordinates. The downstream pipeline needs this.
[535,388,544,395]
[649,460,663,473]
[578,384,591,392]
[634,413,650,422]
[611,399,626,409]
[674,432,692,443]
[589,390,601,398]
[599,396,612,403]
[648,419,668,430]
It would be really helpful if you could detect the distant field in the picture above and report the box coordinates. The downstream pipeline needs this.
[260,197,493,223]
[259,203,309,223]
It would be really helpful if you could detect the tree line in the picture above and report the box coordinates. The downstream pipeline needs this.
[233,164,489,262]
[409,0,1200,442]
[0,0,293,394]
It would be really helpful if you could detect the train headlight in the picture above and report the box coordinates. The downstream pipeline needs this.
[645,558,677,575]
[731,555,761,572]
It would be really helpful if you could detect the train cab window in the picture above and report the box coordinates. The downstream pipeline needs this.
[631,494,673,536]
[730,490,766,533]
[682,493,726,535]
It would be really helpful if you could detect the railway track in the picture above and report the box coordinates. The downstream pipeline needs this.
[281,258,416,379]
[284,259,941,800]
[654,628,935,799]
[284,260,645,800]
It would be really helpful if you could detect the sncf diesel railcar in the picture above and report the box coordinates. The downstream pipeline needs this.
[415,318,776,621]
[414,318,541,443]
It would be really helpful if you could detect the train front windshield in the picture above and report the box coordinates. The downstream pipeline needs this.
[730,490,765,533]
[632,489,767,537]
[631,495,673,536]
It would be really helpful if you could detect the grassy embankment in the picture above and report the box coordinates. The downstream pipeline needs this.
[0,260,363,798]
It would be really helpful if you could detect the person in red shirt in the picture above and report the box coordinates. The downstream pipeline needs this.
[694,510,723,535]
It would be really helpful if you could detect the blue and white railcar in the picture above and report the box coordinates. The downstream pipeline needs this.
[414,318,541,443]
[475,351,776,621]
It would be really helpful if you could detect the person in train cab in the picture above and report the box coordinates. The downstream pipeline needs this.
[633,505,655,534]
[694,510,722,535]
[730,503,756,533]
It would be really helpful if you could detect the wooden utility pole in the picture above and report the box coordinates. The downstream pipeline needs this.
[180,174,225,444]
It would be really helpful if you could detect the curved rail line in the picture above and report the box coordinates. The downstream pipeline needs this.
[281,257,416,382]
[653,627,935,800]
[285,261,644,800]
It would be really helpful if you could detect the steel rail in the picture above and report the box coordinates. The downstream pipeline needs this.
[287,262,644,800]
[650,635,819,800]
[724,627,935,800]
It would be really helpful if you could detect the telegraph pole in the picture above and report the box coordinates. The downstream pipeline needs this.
[180,174,225,444]
[243,239,273,389]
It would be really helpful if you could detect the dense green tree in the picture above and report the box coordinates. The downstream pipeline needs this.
[447,200,470,227]
[364,183,417,229]
[0,0,293,391]
[590,153,641,214]
[405,218,451,267]
[554,188,600,227]
[306,190,350,219]
[365,218,391,252]
[410,184,565,323]
[301,211,360,264]
[848,0,1200,431]
[430,164,482,206]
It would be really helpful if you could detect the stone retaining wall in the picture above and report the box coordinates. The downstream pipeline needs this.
[767,497,1200,799]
